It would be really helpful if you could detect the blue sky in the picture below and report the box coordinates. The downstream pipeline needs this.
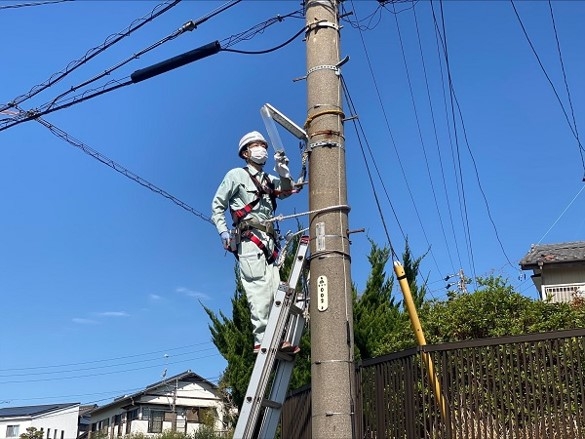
[1,0,583,407]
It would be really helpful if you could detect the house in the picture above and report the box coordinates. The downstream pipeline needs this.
[520,241,585,302]
[88,370,227,438]
[0,403,80,439]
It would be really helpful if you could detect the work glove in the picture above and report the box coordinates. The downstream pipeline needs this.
[220,231,230,250]
[274,152,291,179]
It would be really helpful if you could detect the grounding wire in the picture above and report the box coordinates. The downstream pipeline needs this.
[0,0,71,10]
[0,0,181,114]
[510,0,585,172]
[391,0,455,276]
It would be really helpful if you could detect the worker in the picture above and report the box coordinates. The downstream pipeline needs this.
[211,130,298,354]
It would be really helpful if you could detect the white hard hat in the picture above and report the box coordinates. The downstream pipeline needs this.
[238,131,267,157]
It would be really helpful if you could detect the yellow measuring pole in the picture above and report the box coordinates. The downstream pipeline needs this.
[394,260,447,420]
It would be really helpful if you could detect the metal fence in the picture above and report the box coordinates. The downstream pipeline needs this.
[281,328,585,439]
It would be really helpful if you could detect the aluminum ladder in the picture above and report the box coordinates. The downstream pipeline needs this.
[233,235,310,439]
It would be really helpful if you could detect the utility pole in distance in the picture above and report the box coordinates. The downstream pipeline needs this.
[305,1,355,438]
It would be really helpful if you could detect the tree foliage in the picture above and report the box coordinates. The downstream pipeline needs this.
[20,427,44,439]
[421,275,585,343]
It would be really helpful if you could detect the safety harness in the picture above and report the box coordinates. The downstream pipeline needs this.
[230,168,280,264]
[230,168,277,225]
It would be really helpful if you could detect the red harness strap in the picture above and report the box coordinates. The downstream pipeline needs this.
[242,230,278,264]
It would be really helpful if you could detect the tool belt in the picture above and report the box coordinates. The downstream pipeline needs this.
[237,219,275,240]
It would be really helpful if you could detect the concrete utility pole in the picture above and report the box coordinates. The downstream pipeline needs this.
[305,1,355,438]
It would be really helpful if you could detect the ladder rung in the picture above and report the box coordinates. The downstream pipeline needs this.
[289,304,303,315]
[261,399,282,410]
[275,351,296,362]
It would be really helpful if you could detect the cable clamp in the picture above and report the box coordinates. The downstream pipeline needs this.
[307,64,341,78]
[306,20,341,33]
[308,140,343,150]
[293,55,349,82]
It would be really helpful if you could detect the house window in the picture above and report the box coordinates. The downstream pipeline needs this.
[126,408,138,435]
[6,425,19,437]
[148,410,165,433]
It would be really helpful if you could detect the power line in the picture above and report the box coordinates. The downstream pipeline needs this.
[341,77,401,259]
[510,0,585,175]
[0,348,217,378]
[46,0,244,109]
[29,114,214,224]
[0,351,222,385]
[0,0,72,10]
[547,0,583,179]
[391,0,455,276]
[0,342,214,372]
[433,0,478,283]
[0,0,181,114]
[0,8,304,134]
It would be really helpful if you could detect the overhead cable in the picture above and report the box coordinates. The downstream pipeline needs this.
[391,0,454,275]
[341,77,401,260]
[510,0,585,173]
[433,0,478,282]
[47,0,243,107]
[0,8,304,133]
[412,3,456,272]
[28,113,214,225]
[0,0,181,114]
[0,351,221,385]
[547,0,584,178]
[0,348,217,378]
[537,184,585,245]
[434,0,514,271]
[349,0,444,278]
[0,342,213,372]
[0,0,71,10]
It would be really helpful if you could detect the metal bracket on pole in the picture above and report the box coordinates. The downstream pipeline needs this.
[308,140,343,150]
[294,55,350,82]
[306,20,341,33]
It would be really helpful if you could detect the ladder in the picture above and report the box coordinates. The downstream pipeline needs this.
[233,235,310,439]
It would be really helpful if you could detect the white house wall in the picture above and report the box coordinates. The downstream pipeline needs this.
[89,378,226,437]
[0,405,79,439]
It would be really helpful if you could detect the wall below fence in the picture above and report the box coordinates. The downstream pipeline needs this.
[282,328,585,439]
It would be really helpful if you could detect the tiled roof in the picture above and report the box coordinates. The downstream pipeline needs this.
[0,403,78,418]
[519,241,585,268]
[90,370,217,414]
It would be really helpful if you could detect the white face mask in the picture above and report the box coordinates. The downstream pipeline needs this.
[249,146,267,165]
